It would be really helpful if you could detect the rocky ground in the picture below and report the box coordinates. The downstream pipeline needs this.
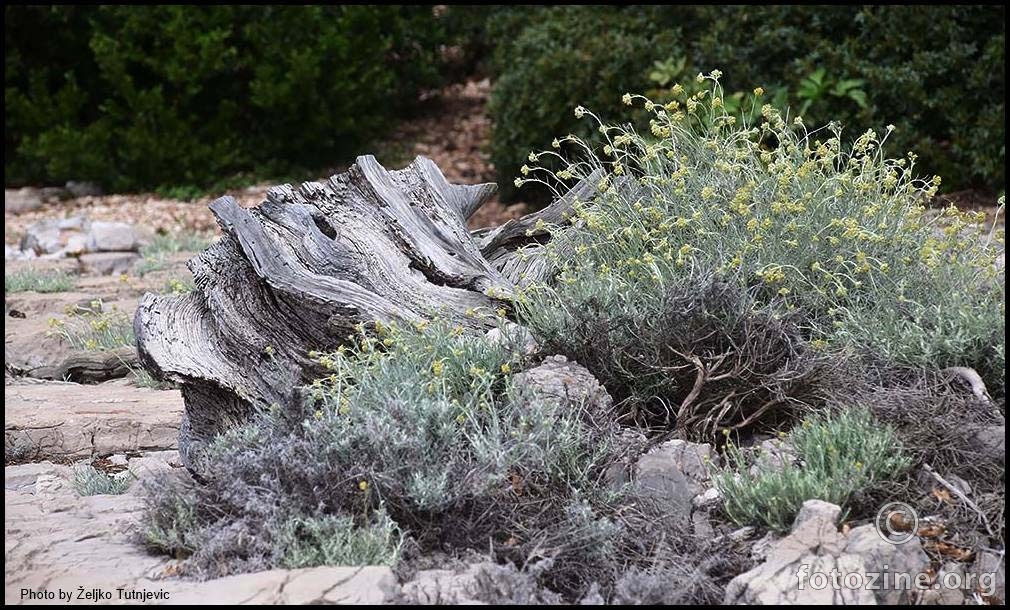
[4,77,1005,604]
[3,78,528,605]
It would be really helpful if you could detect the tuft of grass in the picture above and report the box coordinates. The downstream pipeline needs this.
[136,233,214,277]
[141,482,201,557]
[129,366,177,390]
[71,462,133,496]
[713,408,911,532]
[5,268,77,294]
[49,306,134,351]
[143,232,214,257]
[275,511,402,569]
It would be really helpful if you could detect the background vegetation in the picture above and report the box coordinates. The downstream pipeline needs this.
[5,6,1004,200]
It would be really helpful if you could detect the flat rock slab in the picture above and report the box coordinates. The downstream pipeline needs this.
[5,380,183,459]
[4,460,399,605]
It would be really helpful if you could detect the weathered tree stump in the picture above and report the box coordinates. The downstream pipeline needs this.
[135,155,597,469]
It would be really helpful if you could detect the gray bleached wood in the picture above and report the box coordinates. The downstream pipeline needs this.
[135,155,598,469]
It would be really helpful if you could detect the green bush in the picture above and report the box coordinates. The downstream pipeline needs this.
[491,6,1005,201]
[274,512,402,569]
[714,408,911,532]
[520,273,834,438]
[5,6,451,192]
[488,6,679,202]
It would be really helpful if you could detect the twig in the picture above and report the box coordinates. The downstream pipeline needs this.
[922,463,996,539]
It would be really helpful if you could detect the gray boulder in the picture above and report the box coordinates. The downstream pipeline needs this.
[633,439,713,526]
[86,221,140,252]
[512,355,612,420]
[19,216,89,255]
[65,181,104,198]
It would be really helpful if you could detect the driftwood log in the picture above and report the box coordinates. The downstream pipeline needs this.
[135,155,598,469]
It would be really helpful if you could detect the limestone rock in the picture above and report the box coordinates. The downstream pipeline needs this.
[4,457,399,605]
[484,321,538,355]
[78,251,140,275]
[5,188,44,215]
[724,499,930,605]
[20,217,88,255]
[65,181,104,198]
[401,565,485,604]
[973,425,1005,463]
[86,221,141,252]
[633,439,713,525]
[5,379,183,459]
[972,550,1005,604]
[512,355,612,421]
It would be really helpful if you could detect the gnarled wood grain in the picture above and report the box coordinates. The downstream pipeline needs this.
[135,155,597,469]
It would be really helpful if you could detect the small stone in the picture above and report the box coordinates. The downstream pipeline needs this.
[39,186,72,202]
[692,510,714,538]
[974,425,1005,461]
[918,561,968,605]
[793,499,841,528]
[692,486,721,509]
[63,233,89,255]
[972,550,1005,604]
[485,321,538,355]
[78,251,139,275]
[633,440,713,525]
[65,181,103,198]
[5,187,44,215]
[512,355,612,423]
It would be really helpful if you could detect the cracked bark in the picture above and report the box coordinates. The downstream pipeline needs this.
[135,155,598,470]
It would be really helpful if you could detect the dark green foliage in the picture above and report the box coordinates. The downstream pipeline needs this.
[5,6,450,192]
[488,7,680,202]
[490,6,1005,202]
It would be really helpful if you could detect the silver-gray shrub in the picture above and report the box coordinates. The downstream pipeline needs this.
[143,318,628,592]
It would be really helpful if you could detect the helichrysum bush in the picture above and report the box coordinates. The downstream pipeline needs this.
[714,408,911,532]
[517,71,1005,400]
[143,317,625,590]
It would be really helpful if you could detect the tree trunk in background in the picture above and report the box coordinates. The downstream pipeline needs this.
[134,155,599,470]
